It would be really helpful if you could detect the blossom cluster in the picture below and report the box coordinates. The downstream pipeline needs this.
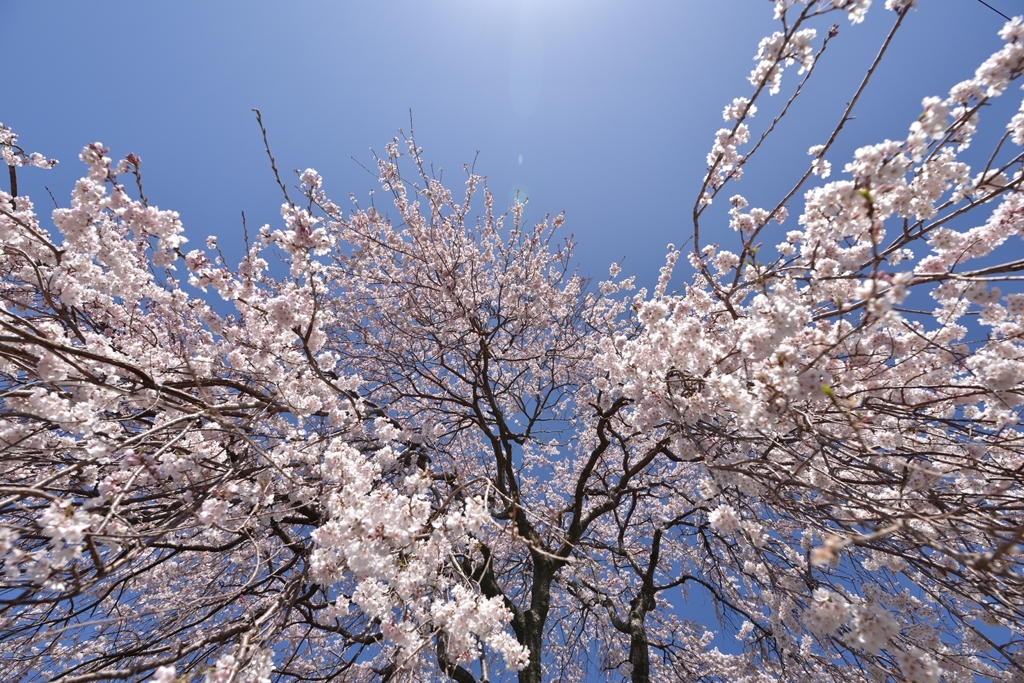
[595,6,1024,681]
[1,132,533,681]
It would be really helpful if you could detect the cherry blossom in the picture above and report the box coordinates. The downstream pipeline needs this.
[4,1,1024,682]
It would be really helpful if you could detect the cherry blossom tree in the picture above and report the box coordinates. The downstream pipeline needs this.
[3,1,1024,682]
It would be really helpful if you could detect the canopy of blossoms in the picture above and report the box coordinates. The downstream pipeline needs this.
[2,1,1024,682]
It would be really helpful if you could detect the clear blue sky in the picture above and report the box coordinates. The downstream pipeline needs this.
[3,0,1016,286]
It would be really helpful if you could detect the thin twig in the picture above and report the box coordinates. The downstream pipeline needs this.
[252,108,293,207]
[976,0,1011,21]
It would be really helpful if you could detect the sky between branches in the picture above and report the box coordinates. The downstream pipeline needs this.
[3,0,1017,288]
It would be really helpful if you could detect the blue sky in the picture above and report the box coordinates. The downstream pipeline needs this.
[3,0,1017,286]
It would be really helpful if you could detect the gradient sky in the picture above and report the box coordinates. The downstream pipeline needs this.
[5,0,1018,289]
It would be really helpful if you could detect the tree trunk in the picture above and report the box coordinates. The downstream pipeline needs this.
[517,555,558,683]
[627,589,656,683]
[628,613,651,683]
